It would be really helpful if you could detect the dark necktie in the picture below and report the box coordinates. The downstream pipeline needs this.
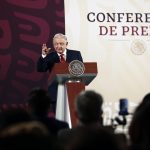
[60,54,65,63]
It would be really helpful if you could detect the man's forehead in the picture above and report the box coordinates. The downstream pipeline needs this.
[53,38,67,43]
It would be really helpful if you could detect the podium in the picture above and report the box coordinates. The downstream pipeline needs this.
[48,62,98,127]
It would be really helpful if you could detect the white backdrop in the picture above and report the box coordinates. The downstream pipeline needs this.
[64,0,150,123]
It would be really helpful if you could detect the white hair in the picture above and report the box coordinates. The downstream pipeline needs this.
[53,33,67,41]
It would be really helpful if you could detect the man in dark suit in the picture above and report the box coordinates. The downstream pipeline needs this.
[37,33,83,112]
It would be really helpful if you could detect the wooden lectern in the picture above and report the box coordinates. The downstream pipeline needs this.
[48,62,98,127]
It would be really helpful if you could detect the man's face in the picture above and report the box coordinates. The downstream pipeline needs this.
[53,37,68,54]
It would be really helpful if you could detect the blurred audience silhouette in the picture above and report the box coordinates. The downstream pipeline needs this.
[2,87,150,150]
[129,93,150,150]
[26,87,69,135]
[74,90,103,127]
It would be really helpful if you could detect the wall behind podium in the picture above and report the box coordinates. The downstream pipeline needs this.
[0,0,65,105]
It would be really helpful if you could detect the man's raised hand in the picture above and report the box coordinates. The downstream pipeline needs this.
[42,44,51,55]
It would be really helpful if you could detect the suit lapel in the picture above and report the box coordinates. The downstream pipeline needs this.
[66,49,70,62]
[54,52,60,63]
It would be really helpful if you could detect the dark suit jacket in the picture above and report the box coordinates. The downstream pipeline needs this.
[37,49,83,72]
[37,49,83,108]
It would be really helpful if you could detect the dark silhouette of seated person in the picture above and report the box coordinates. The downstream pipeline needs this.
[0,121,54,150]
[0,108,55,150]
[74,90,103,127]
[129,93,150,150]
[58,90,104,146]
[0,108,33,131]
[27,87,69,135]
[59,126,123,150]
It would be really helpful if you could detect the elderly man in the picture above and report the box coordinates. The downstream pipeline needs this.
[37,33,83,113]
